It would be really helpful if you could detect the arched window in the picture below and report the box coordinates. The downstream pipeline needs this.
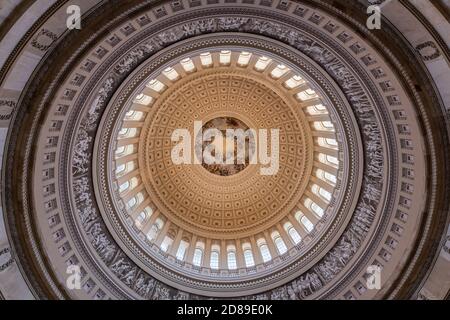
[317,137,338,149]
[116,161,136,177]
[116,145,136,158]
[288,227,302,244]
[144,206,153,216]
[127,197,137,209]
[147,225,158,241]
[284,222,301,244]
[322,121,334,129]
[120,177,139,194]
[118,128,128,136]
[313,121,334,132]
[295,211,303,223]
[312,184,332,202]
[227,245,237,270]
[115,146,125,155]
[270,64,289,79]
[327,155,339,166]
[219,50,231,65]
[257,238,272,263]
[254,56,272,71]
[326,138,338,147]
[237,51,252,66]
[242,243,255,267]
[316,169,337,185]
[119,181,130,193]
[129,111,143,121]
[301,216,314,232]
[135,211,147,226]
[162,67,179,81]
[125,110,134,118]
[304,198,324,218]
[271,231,288,255]
[319,188,332,201]
[147,79,165,93]
[118,128,138,139]
[199,52,213,67]
[147,218,163,241]
[295,211,314,233]
[116,164,126,175]
[160,236,173,252]
[192,248,203,266]
[210,245,220,269]
[135,192,144,205]
[176,240,189,261]
[180,57,195,72]
[192,242,204,266]
[136,206,153,226]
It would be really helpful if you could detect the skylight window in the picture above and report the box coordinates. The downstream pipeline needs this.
[180,57,195,72]
[147,79,165,93]
[284,75,305,89]
[210,245,220,269]
[237,51,252,66]
[271,64,289,79]
[242,243,255,267]
[219,50,231,65]
[162,67,179,81]
[254,56,272,71]
[199,52,213,66]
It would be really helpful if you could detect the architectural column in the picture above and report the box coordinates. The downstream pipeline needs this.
[141,209,160,234]
[234,239,245,269]
[250,236,263,265]
[211,51,220,68]
[129,198,151,220]
[263,230,278,258]
[220,240,227,269]
[276,223,294,249]
[185,234,198,264]
[202,239,212,268]
[275,70,294,85]
[298,204,319,225]
[115,153,137,166]
[230,51,239,67]
[117,169,140,186]
[168,228,184,256]
[155,220,171,246]
[287,215,308,239]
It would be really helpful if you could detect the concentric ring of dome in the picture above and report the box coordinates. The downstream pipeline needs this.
[3,0,446,301]
[110,49,344,274]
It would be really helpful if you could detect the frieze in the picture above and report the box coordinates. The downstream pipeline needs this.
[0,0,437,302]
[69,16,384,299]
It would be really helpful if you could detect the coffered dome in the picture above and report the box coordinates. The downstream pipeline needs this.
[0,0,449,301]
[95,46,353,294]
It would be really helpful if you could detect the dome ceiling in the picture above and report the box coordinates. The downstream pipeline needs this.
[0,0,449,301]
[94,43,358,295]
